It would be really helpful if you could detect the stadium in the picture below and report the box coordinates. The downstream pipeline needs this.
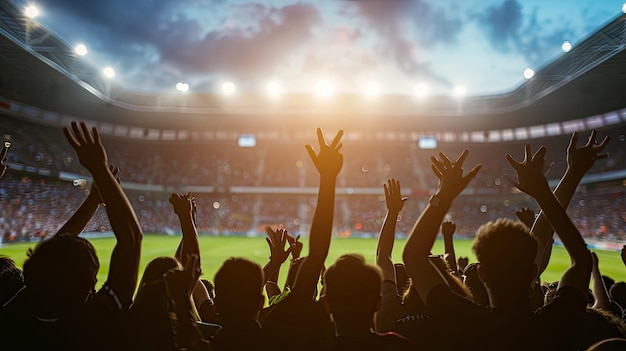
[1,1,626,350]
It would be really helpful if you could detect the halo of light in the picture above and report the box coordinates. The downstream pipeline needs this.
[454,85,467,96]
[414,83,428,98]
[561,41,572,52]
[523,68,535,79]
[25,5,40,18]
[266,81,282,97]
[622,3,626,13]
[102,67,115,79]
[176,82,189,93]
[222,82,236,95]
[364,81,380,97]
[315,80,334,98]
[74,44,87,56]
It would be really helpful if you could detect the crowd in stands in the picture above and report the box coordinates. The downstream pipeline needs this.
[1,120,626,351]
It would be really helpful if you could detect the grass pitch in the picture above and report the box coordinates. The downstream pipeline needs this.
[2,235,625,292]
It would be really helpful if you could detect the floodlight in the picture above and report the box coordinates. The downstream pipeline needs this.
[523,68,535,79]
[454,85,466,96]
[561,41,572,52]
[414,83,428,98]
[364,81,380,97]
[266,81,282,97]
[103,67,115,79]
[315,80,334,98]
[24,5,40,18]
[176,82,189,93]
[622,3,626,13]
[74,44,87,56]
[222,82,236,95]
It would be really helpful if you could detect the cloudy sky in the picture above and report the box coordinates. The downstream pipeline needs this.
[14,0,626,96]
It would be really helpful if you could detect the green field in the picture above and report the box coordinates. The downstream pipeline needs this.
[2,235,625,292]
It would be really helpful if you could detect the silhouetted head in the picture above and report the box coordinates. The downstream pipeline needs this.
[22,234,99,310]
[0,256,24,306]
[324,254,382,320]
[610,282,626,313]
[133,256,182,313]
[214,257,264,322]
[472,218,537,294]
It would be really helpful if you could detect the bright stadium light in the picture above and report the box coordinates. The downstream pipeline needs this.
[622,3,626,13]
[315,80,334,98]
[523,68,535,79]
[24,5,40,18]
[454,85,467,96]
[414,83,428,98]
[364,81,380,97]
[74,44,87,56]
[102,67,115,79]
[222,82,236,95]
[176,82,189,93]
[561,41,572,52]
[266,81,282,97]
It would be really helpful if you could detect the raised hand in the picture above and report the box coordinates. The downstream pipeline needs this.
[441,221,456,238]
[384,178,407,214]
[285,232,303,259]
[567,130,610,176]
[621,246,626,268]
[63,121,108,172]
[265,227,295,264]
[0,143,9,179]
[431,149,481,202]
[505,145,551,199]
[169,192,195,217]
[515,208,535,228]
[305,128,344,178]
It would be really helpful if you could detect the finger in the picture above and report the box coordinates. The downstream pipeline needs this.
[505,153,521,168]
[401,197,408,202]
[524,144,532,163]
[92,127,101,145]
[532,146,547,164]
[431,164,442,179]
[595,153,609,160]
[587,130,597,147]
[265,226,275,237]
[568,131,579,151]
[455,149,469,166]
[305,145,317,162]
[463,164,482,182]
[595,135,610,150]
[439,152,452,168]
[430,156,444,170]
[80,122,94,144]
[335,143,343,152]
[266,237,272,250]
[329,130,344,149]
[316,128,326,147]
[383,183,390,198]
[285,243,296,255]
[63,126,80,149]
[295,235,301,242]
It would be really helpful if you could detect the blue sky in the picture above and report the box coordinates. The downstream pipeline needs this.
[14,0,626,96]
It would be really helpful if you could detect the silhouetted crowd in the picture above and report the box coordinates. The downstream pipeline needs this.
[1,122,626,350]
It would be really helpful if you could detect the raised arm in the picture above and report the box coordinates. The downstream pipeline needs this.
[403,150,481,303]
[263,227,294,299]
[63,121,143,308]
[0,143,9,179]
[376,178,406,282]
[506,145,592,295]
[590,252,611,311]
[291,128,343,299]
[530,131,609,276]
[54,165,119,237]
[441,221,458,274]
[171,193,200,268]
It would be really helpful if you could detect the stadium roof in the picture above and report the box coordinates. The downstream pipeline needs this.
[1,1,626,133]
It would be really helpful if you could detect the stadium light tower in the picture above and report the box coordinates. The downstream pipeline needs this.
[364,81,380,98]
[24,4,40,18]
[561,41,572,52]
[523,68,535,79]
[103,67,115,79]
[74,44,88,56]
[454,85,467,97]
[266,81,282,98]
[315,80,334,98]
[222,82,236,95]
[176,82,189,93]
